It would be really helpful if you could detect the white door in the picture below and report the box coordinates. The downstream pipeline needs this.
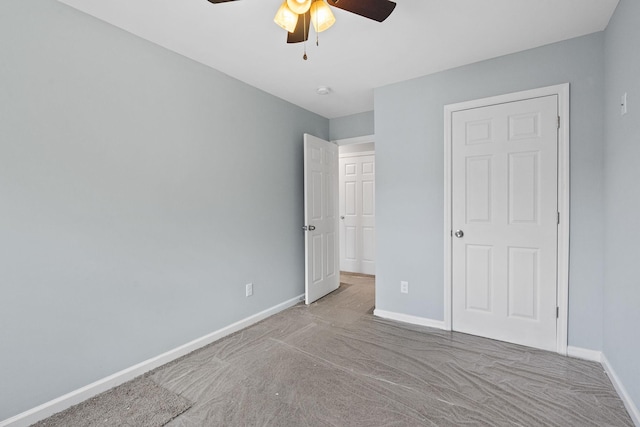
[339,153,376,275]
[452,95,559,351]
[304,134,339,304]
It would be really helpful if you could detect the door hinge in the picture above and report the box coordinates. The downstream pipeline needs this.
[557,212,560,225]
[556,307,559,318]
[557,116,561,130]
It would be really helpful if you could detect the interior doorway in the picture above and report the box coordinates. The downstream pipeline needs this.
[303,134,375,306]
[336,136,376,276]
[444,84,570,354]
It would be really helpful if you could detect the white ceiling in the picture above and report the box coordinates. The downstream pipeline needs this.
[58,0,618,119]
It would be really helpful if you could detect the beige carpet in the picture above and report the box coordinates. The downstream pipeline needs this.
[32,377,191,427]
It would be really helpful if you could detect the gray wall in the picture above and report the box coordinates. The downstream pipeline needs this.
[330,111,375,141]
[603,0,640,412]
[374,33,606,351]
[0,0,328,420]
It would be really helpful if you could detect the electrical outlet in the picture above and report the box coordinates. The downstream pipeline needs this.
[400,281,409,294]
[245,283,253,297]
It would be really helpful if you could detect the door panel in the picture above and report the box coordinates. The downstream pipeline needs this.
[452,95,558,351]
[509,152,539,224]
[326,231,336,276]
[345,182,356,215]
[304,134,339,304]
[362,227,375,262]
[508,247,539,319]
[466,156,492,223]
[465,245,493,312]
[312,234,323,283]
[362,181,375,215]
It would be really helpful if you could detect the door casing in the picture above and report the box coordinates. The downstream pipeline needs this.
[339,151,376,275]
[443,84,570,355]
[333,135,376,275]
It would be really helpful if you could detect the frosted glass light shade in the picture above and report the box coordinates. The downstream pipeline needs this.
[310,0,335,33]
[274,1,299,33]
[287,0,312,15]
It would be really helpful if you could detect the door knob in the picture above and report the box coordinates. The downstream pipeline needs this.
[454,230,464,238]
[303,225,316,231]
[340,216,345,220]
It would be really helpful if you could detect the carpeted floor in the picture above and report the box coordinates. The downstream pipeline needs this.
[34,272,633,426]
[32,377,191,427]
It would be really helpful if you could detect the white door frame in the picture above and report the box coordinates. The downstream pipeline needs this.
[333,135,376,274]
[338,150,376,275]
[339,151,375,158]
[443,84,570,355]
[333,135,375,147]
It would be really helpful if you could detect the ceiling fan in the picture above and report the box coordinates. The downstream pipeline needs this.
[207,0,396,59]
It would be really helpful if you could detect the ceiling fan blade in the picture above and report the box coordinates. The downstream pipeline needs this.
[327,0,396,22]
[207,0,237,3]
[287,11,311,44]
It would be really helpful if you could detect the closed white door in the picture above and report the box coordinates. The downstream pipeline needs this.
[452,95,558,351]
[339,154,375,275]
[304,134,339,304]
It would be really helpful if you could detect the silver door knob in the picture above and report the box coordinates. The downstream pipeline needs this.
[454,230,464,238]
[340,216,345,220]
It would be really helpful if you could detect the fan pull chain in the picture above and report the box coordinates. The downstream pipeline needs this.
[315,5,319,46]
[303,13,308,60]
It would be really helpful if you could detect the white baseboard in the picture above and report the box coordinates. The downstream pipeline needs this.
[567,346,603,362]
[602,354,640,426]
[373,309,446,330]
[0,294,304,427]
[567,347,639,425]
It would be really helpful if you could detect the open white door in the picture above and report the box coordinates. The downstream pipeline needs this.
[304,134,339,304]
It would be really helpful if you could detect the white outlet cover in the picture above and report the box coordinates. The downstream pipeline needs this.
[245,283,253,297]
[400,281,409,294]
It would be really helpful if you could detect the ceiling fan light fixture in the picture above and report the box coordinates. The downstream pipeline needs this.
[274,1,299,33]
[287,0,312,15]
[310,0,335,33]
